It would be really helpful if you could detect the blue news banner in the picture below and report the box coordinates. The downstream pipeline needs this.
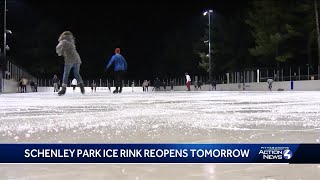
[0,144,318,163]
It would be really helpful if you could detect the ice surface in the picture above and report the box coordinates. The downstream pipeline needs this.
[0,91,320,179]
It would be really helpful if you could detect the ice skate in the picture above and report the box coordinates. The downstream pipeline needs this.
[58,87,66,96]
[79,83,85,94]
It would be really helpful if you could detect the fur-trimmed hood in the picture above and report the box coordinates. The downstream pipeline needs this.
[56,31,81,64]
[58,31,75,44]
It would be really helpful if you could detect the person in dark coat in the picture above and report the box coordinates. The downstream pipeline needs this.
[52,74,60,92]
[212,80,217,91]
[170,80,174,91]
[34,82,38,92]
[91,81,97,92]
[163,81,166,91]
[155,78,160,91]
[30,81,35,92]
[198,81,203,90]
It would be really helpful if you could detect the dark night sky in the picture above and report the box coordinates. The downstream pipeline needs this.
[3,0,249,80]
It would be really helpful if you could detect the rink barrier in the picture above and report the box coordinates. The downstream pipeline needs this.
[2,79,32,93]
[172,80,320,91]
[2,79,320,94]
[37,87,154,93]
[36,80,320,92]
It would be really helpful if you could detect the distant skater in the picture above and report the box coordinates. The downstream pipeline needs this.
[52,74,59,92]
[108,81,112,92]
[71,78,77,92]
[170,80,174,91]
[185,72,191,91]
[132,81,135,92]
[267,79,274,91]
[198,81,202,90]
[212,80,216,91]
[91,81,97,92]
[20,77,28,93]
[163,81,166,91]
[146,80,149,91]
[142,80,147,92]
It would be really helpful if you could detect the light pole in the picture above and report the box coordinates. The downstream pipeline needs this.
[3,0,12,80]
[4,0,7,66]
[314,0,320,79]
[203,10,213,83]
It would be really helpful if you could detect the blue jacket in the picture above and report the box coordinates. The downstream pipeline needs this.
[105,53,127,71]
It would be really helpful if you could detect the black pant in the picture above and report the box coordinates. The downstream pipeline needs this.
[21,85,27,93]
[114,70,124,91]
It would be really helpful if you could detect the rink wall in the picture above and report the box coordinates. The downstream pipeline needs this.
[37,87,149,93]
[172,80,320,91]
[36,80,320,92]
[2,79,320,94]
[2,79,25,93]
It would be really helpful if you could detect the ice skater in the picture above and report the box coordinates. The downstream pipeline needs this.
[52,74,59,92]
[91,81,97,92]
[30,80,35,92]
[71,78,77,92]
[194,80,198,90]
[20,77,28,93]
[34,82,38,92]
[185,72,191,91]
[131,81,135,92]
[56,31,85,96]
[107,80,112,92]
[105,48,128,93]
[267,78,274,91]
[163,81,166,91]
[152,78,160,91]
[142,80,147,92]
[198,80,203,90]
[241,75,245,90]
[146,80,150,91]
[170,80,174,91]
[212,80,217,91]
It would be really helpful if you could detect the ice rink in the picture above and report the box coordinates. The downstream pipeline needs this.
[0,91,320,179]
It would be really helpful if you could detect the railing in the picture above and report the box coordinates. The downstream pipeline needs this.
[4,61,37,82]
[218,66,320,84]
[36,75,212,87]
[36,66,320,87]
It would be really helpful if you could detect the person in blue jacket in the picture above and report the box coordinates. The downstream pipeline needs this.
[105,48,128,93]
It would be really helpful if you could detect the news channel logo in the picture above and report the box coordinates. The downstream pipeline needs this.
[259,147,293,160]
